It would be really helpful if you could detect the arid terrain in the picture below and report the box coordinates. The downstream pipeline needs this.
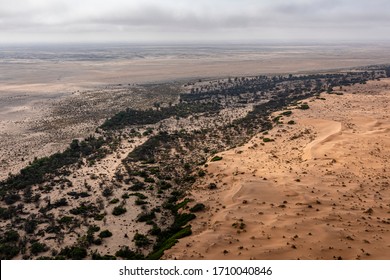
[165,79,390,260]
[0,44,389,260]
[2,43,390,180]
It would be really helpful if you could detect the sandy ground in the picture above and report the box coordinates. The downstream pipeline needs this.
[164,79,390,260]
[2,44,390,179]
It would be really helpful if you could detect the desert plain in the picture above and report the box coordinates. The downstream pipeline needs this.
[0,44,389,260]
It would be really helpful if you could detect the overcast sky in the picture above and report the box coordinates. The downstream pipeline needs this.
[0,0,389,44]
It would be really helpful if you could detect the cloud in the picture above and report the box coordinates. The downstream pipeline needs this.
[0,0,389,43]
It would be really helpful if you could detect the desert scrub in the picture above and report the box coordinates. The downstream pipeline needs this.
[30,242,48,255]
[133,233,151,247]
[115,246,144,260]
[109,198,120,204]
[59,246,87,260]
[190,203,206,212]
[281,110,293,116]
[298,104,310,110]
[210,156,223,162]
[112,206,127,216]
[263,138,274,143]
[99,230,113,238]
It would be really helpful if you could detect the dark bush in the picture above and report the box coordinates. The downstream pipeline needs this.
[133,233,151,247]
[190,203,206,212]
[30,242,48,255]
[59,246,87,260]
[137,211,156,222]
[109,198,119,204]
[112,206,127,216]
[102,188,113,197]
[0,243,20,259]
[99,230,113,238]
[263,138,274,143]
[115,246,144,260]
[210,156,223,162]
[92,252,116,260]
[298,104,310,110]
[3,230,20,243]
[4,193,21,205]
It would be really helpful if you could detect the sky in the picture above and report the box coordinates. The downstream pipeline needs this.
[0,0,389,44]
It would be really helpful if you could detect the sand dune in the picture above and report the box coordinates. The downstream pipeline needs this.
[164,79,390,260]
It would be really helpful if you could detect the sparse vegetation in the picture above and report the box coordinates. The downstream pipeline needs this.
[112,206,127,216]
[0,66,387,259]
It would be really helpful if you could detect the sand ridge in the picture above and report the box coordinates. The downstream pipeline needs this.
[164,79,390,260]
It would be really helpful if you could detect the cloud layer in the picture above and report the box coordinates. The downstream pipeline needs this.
[0,0,389,43]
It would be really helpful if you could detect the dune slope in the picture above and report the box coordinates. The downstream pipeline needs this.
[165,79,390,260]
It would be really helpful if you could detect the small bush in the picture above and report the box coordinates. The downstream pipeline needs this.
[299,104,310,110]
[112,206,127,216]
[3,230,20,243]
[137,211,156,222]
[115,246,144,260]
[210,156,223,162]
[0,244,20,259]
[121,193,130,199]
[135,199,148,205]
[133,233,151,247]
[102,188,113,197]
[109,198,119,204]
[58,216,73,225]
[144,177,155,183]
[30,242,48,255]
[99,230,113,238]
[281,110,293,116]
[92,252,116,260]
[59,246,87,260]
[287,120,296,125]
[190,203,206,212]
[263,138,274,143]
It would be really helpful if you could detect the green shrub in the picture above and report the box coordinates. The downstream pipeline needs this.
[112,206,127,216]
[99,230,113,238]
[210,156,223,162]
[190,203,206,212]
[58,216,73,225]
[30,242,48,255]
[144,177,155,183]
[135,199,148,205]
[263,138,274,143]
[115,246,144,260]
[3,230,20,243]
[92,252,116,260]
[129,193,148,199]
[137,211,156,222]
[299,104,310,110]
[133,233,151,247]
[0,243,20,259]
[281,110,293,116]
[121,193,130,199]
[109,198,119,204]
[59,246,87,260]
[94,213,105,221]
